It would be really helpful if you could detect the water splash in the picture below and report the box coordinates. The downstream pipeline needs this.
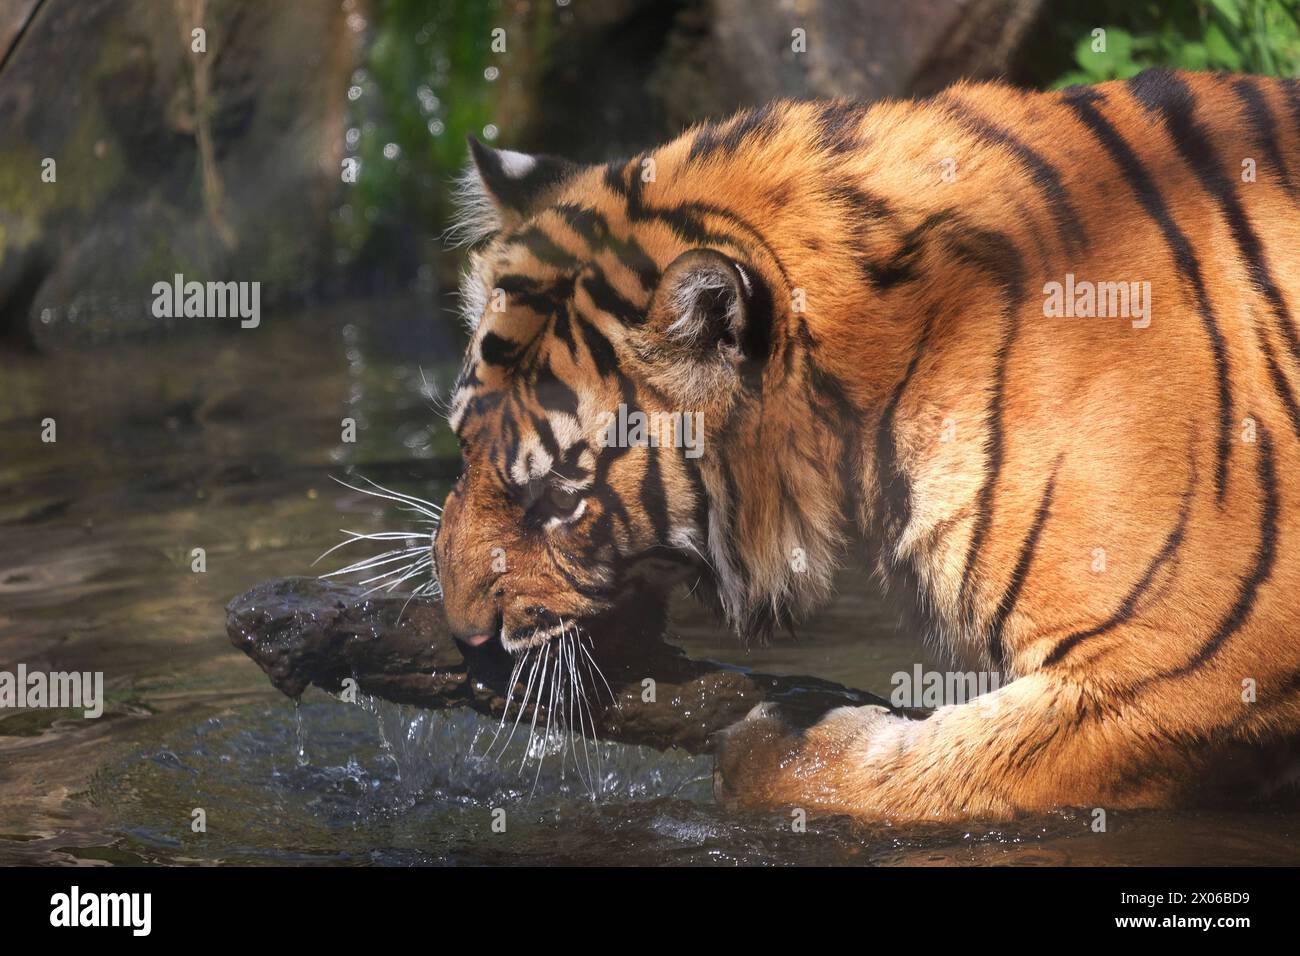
[293,698,307,766]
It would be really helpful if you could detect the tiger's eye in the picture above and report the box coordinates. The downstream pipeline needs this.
[545,485,582,514]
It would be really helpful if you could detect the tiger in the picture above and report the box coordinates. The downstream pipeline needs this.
[432,68,1300,821]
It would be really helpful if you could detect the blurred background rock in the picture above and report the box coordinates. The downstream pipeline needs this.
[2,0,1298,349]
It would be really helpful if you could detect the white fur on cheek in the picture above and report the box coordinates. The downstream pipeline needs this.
[458,263,490,332]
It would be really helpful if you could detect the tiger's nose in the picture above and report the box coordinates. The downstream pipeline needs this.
[451,611,502,649]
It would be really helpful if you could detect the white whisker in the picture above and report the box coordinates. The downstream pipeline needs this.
[486,649,528,755]
[532,640,559,796]
[356,557,429,588]
[331,475,443,519]
[321,546,426,578]
[519,643,551,774]
[315,474,442,620]
[577,631,616,706]
[312,530,425,566]
[497,646,542,760]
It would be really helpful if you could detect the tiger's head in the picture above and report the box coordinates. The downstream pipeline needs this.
[434,126,859,656]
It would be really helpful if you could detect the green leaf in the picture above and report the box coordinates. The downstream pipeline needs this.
[1051,70,1095,90]
[1204,23,1244,70]
[1074,26,1137,79]
[1208,0,1243,30]
[1176,41,1211,72]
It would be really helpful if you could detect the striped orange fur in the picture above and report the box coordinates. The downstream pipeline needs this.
[434,69,1300,820]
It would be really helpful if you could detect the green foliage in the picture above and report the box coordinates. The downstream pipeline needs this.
[334,0,502,271]
[1048,0,1300,87]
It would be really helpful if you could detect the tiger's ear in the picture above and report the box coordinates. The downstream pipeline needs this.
[648,249,769,365]
[450,136,576,244]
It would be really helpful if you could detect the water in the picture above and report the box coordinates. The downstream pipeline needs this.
[3,303,1299,866]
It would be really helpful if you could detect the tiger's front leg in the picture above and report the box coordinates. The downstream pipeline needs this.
[713,671,1204,821]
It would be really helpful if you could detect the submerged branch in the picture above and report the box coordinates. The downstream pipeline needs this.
[227,577,904,755]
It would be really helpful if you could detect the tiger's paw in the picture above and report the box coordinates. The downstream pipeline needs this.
[713,702,902,813]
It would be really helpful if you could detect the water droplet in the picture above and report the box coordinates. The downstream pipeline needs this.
[293,699,307,766]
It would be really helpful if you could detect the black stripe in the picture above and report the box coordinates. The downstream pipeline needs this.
[940,97,1087,254]
[985,462,1060,670]
[454,360,480,391]
[544,538,614,600]
[737,261,775,388]
[580,267,645,325]
[465,390,502,420]
[530,412,562,464]
[532,359,580,418]
[1231,76,1299,202]
[557,439,591,481]
[1064,85,1235,501]
[639,449,671,544]
[866,209,957,291]
[828,182,895,222]
[952,228,1026,619]
[594,478,633,540]
[1043,458,1196,668]
[1262,342,1300,440]
[504,226,578,268]
[873,306,938,542]
[1128,69,1300,407]
[813,100,870,155]
[688,102,782,164]
[1162,428,1278,678]
[554,203,660,291]
[829,182,898,289]
[574,314,620,379]
[551,307,577,358]
[495,273,571,315]
[949,226,1026,300]
[611,155,794,288]
[1008,723,1061,771]
[479,331,519,367]
[797,323,866,533]
[603,158,630,197]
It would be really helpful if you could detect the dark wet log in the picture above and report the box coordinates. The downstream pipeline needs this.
[227,577,904,755]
